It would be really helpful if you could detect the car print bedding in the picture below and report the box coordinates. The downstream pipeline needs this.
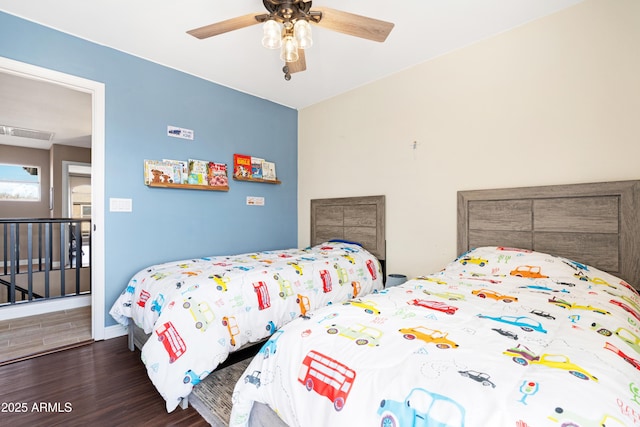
[230,246,640,427]
[108,241,383,412]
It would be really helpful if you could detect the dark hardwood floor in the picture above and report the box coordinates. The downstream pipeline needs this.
[0,336,208,427]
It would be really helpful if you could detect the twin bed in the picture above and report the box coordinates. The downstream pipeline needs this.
[109,195,386,411]
[110,181,640,426]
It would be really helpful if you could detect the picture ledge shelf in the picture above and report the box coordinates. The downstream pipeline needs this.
[146,182,229,191]
[233,176,281,184]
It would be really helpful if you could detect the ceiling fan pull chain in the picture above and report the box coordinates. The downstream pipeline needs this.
[283,66,292,81]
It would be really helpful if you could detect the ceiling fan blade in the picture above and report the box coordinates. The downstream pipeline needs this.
[313,7,394,42]
[187,13,262,39]
[287,49,307,74]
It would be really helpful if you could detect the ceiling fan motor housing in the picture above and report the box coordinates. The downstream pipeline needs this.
[262,0,320,24]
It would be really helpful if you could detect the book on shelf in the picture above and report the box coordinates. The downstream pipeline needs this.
[187,159,209,185]
[251,157,264,179]
[162,159,188,184]
[144,160,176,185]
[233,154,252,178]
[262,161,277,181]
[208,162,228,187]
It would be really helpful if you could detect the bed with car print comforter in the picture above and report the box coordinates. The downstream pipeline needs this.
[108,241,382,411]
[230,246,640,427]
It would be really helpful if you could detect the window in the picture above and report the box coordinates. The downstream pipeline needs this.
[81,204,92,217]
[0,163,41,201]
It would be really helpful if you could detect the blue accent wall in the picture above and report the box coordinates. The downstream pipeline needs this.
[0,12,298,327]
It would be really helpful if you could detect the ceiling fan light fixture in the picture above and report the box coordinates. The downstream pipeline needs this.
[294,20,312,49]
[186,2,395,78]
[280,35,299,63]
[261,19,282,49]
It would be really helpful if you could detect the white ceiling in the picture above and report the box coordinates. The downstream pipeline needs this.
[0,71,92,150]
[0,0,583,149]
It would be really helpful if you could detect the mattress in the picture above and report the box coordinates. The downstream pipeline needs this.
[230,246,640,427]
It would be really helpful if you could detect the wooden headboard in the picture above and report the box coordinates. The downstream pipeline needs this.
[458,181,640,288]
[310,195,385,261]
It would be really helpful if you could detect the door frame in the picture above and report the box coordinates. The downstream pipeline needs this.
[63,160,92,267]
[0,56,106,340]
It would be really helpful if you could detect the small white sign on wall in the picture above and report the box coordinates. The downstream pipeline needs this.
[167,125,194,140]
[246,196,265,206]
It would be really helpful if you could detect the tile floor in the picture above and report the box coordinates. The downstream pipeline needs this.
[0,305,92,365]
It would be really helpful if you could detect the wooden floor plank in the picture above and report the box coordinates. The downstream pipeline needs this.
[0,336,208,426]
[0,307,92,365]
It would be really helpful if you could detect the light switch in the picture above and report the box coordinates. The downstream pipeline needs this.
[110,198,133,212]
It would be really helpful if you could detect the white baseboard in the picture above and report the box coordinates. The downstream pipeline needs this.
[1,298,129,342]
[104,323,128,340]
[0,295,91,321]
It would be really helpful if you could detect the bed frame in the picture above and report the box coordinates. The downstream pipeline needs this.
[457,180,640,288]
[310,195,386,275]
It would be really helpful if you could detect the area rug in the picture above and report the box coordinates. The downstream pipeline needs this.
[189,353,253,426]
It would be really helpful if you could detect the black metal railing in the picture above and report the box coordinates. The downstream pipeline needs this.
[0,218,91,306]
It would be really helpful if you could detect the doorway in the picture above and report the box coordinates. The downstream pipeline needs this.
[64,161,92,268]
[0,56,105,340]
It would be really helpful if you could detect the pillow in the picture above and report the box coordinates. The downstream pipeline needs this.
[442,246,593,280]
[328,239,363,247]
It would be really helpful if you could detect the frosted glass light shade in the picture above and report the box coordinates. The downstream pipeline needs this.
[294,20,312,49]
[280,35,299,62]
[262,20,281,49]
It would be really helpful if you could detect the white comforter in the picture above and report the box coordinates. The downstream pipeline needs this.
[230,247,640,427]
[109,241,383,411]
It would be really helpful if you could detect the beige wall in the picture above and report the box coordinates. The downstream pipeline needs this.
[1,144,91,263]
[0,145,50,218]
[298,0,640,279]
[0,144,91,219]
[50,144,91,217]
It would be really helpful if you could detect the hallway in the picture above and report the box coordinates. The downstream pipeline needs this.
[0,306,91,366]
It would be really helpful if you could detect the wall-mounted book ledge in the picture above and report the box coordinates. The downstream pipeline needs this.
[233,176,281,184]
[146,182,229,191]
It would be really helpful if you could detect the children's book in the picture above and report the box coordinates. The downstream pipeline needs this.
[262,161,277,181]
[233,154,252,178]
[251,157,264,179]
[144,160,175,185]
[162,159,188,184]
[208,162,228,187]
[188,159,209,185]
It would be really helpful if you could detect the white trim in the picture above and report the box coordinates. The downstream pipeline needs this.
[104,324,129,340]
[62,160,92,219]
[0,295,90,321]
[0,57,106,341]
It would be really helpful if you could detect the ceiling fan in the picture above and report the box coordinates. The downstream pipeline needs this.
[187,0,394,80]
